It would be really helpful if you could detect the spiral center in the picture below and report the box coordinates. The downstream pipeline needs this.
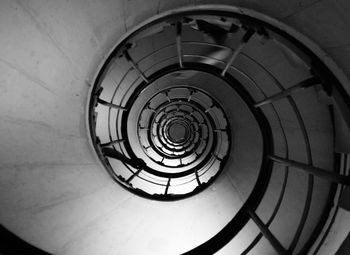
[168,122,187,143]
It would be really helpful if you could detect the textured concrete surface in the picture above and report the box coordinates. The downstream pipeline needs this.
[0,0,349,254]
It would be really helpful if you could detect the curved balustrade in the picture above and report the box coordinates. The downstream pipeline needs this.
[85,6,350,255]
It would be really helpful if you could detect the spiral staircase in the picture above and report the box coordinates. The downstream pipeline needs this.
[0,1,350,255]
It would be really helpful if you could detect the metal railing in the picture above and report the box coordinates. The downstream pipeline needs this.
[88,7,350,255]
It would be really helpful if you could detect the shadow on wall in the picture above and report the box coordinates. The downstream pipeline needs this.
[0,225,49,255]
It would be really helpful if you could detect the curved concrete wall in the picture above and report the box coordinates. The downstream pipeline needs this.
[0,0,349,254]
